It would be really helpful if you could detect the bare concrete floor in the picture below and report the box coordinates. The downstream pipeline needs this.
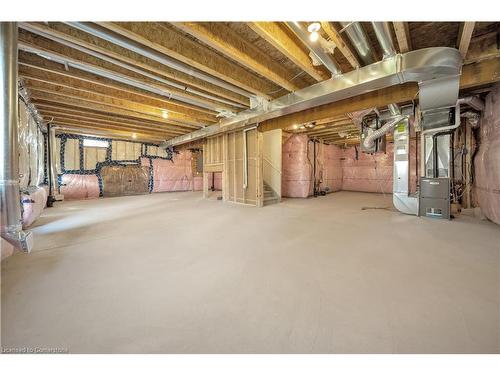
[1,191,499,353]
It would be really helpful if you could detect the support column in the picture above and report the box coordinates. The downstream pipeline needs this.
[0,22,33,252]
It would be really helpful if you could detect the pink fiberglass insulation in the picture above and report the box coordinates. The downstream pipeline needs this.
[60,174,100,200]
[151,149,194,192]
[21,186,48,228]
[341,141,418,194]
[474,84,500,225]
[282,134,343,197]
[282,134,312,198]
[193,176,203,191]
[316,143,343,193]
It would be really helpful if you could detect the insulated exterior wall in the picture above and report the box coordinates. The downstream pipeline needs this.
[60,174,100,200]
[147,149,195,192]
[282,134,342,198]
[101,165,150,197]
[474,83,500,225]
[21,187,48,228]
[84,147,107,170]
[64,138,80,170]
[341,141,418,194]
[282,134,311,198]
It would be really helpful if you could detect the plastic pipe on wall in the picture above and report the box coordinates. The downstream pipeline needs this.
[0,22,33,253]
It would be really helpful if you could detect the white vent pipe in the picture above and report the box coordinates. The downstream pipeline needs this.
[1,22,33,252]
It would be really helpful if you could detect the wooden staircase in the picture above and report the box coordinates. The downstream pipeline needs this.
[263,182,280,206]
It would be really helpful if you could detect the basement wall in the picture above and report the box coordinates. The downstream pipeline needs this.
[341,142,418,194]
[474,83,500,225]
[55,133,203,200]
[282,134,342,198]
[1,98,46,260]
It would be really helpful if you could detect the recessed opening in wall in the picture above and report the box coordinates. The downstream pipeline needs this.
[83,139,109,148]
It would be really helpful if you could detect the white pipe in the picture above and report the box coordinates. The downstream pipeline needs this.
[0,22,33,253]
[242,126,257,190]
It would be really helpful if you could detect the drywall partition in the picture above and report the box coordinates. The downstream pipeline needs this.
[226,128,262,206]
[263,129,282,197]
[474,84,500,225]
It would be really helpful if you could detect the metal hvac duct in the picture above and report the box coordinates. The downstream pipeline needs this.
[0,22,33,252]
[339,22,374,65]
[162,47,462,147]
[286,22,341,77]
[371,22,397,59]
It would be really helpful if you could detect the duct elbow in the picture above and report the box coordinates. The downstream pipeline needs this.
[1,229,34,253]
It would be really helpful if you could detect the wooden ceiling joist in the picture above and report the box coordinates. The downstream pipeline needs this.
[32,102,192,131]
[28,91,204,128]
[457,22,476,59]
[320,22,360,69]
[44,115,180,138]
[247,22,329,82]
[20,22,250,107]
[18,30,241,114]
[96,22,280,99]
[18,51,218,117]
[173,22,305,92]
[392,22,412,53]
[19,65,217,123]
[25,81,204,128]
[37,111,186,135]
[51,122,168,142]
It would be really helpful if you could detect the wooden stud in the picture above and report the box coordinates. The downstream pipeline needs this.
[320,22,360,69]
[248,22,329,82]
[97,22,278,99]
[21,22,250,107]
[393,22,412,53]
[457,22,476,59]
[174,22,303,92]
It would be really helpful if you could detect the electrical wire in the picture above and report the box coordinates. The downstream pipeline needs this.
[266,71,306,95]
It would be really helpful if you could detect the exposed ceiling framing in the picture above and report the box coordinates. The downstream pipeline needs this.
[16,21,500,145]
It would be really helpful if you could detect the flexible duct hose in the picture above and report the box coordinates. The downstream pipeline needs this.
[363,115,405,149]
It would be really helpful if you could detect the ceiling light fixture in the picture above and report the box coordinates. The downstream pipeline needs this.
[307,22,321,33]
[307,22,321,42]
[132,133,137,139]
[161,110,169,119]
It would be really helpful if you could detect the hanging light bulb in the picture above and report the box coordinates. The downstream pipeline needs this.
[307,22,321,33]
[161,110,169,119]
[132,133,137,139]
[309,31,319,42]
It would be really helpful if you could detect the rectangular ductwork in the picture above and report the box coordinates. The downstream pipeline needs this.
[162,47,462,147]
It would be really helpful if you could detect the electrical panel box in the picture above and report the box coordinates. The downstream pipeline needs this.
[360,117,386,153]
[419,177,450,219]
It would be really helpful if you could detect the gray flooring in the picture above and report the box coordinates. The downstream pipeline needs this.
[1,191,499,353]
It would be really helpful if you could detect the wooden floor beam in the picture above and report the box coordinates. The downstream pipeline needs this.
[247,22,329,82]
[173,22,305,91]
